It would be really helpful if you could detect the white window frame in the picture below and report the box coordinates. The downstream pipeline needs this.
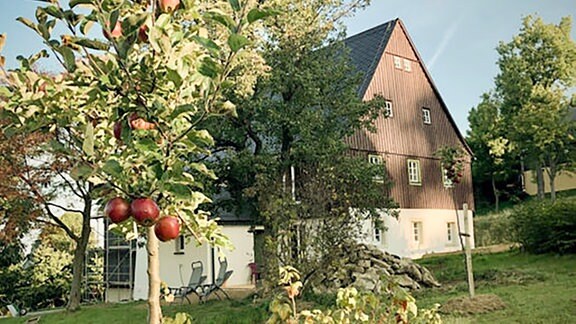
[384,100,393,118]
[422,108,431,124]
[412,222,423,245]
[442,165,454,188]
[403,58,412,72]
[407,159,421,185]
[174,235,185,254]
[369,154,384,183]
[447,222,456,244]
[393,56,402,69]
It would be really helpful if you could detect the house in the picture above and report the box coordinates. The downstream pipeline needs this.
[344,19,475,258]
[124,18,475,300]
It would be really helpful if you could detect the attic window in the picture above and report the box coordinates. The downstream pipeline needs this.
[393,56,402,69]
[384,100,393,118]
[403,59,412,72]
[422,108,431,124]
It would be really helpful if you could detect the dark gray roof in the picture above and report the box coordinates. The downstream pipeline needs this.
[344,19,396,96]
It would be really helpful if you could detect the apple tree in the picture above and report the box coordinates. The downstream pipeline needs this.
[0,0,272,321]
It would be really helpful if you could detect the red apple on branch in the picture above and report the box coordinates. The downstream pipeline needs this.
[103,21,123,39]
[128,112,156,130]
[105,197,131,224]
[131,198,160,226]
[154,216,181,242]
[159,0,180,13]
[113,121,123,140]
[138,25,148,43]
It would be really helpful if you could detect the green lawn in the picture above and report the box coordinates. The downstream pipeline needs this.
[2,251,575,323]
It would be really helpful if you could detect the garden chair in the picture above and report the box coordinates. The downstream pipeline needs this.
[198,258,233,303]
[168,261,207,304]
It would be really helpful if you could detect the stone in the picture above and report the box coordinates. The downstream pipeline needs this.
[394,274,421,290]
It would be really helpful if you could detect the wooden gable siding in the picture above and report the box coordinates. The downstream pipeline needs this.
[346,22,474,210]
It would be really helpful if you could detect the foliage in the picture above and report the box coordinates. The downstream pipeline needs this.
[509,196,576,254]
[473,212,514,247]
[435,146,466,185]
[200,0,397,291]
[0,0,271,317]
[494,15,576,200]
[267,266,442,324]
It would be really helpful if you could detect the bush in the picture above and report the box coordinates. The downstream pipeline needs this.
[510,197,576,254]
[474,212,514,247]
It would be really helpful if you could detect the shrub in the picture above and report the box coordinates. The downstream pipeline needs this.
[474,212,514,247]
[510,197,576,254]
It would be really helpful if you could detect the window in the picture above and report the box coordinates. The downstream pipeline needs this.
[403,59,412,72]
[442,166,454,188]
[447,222,456,244]
[393,56,402,69]
[384,100,393,117]
[413,222,422,244]
[422,108,431,124]
[369,154,384,182]
[174,235,185,254]
[374,226,382,243]
[407,159,421,185]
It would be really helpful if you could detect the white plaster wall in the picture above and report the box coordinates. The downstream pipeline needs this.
[360,208,474,259]
[133,225,254,300]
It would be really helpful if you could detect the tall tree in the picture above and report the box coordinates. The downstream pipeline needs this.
[495,15,576,200]
[201,0,398,288]
[1,1,270,322]
[467,92,516,212]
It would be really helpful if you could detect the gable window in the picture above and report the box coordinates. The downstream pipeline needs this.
[384,100,393,118]
[403,59,412,72]
[369,154,384,182]
[407,159,421,185]
[174,235,185,255]
[422,108,431,124]
[413,222,423,244]
[442,166,454,188]
[393,56,402,69]
[447,222,456,244]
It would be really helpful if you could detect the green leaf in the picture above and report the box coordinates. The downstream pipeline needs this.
[82,122,94,156]
[247,8,280,24]
[70,163,94,181]
[227,33,249,52]
[204,11,235,31]
[166,183,192,200]
[72,37,110,50]
[102,159,123,178]
[198,57,219,78]
[80,20,94,35]
[191,35,221,52]
[16,17,37,32]
[70,0,94,8]
[169,104,195,119]
[58,46,76,72]
[44,5,64,19]
[109,10,120,31]
[228,0,240,12]
[123,13,148,36]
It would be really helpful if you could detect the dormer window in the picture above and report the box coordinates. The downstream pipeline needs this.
[422,108,431,124]
[384,100,393,118]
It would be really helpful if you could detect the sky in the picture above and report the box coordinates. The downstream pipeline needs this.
[0,1,575,134]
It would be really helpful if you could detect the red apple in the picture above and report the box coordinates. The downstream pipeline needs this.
[138,25,148,43]
[105,197,131,224]
[154,216,180,242]
[113,121,123,140]
[103,21,122,39]
[131,198,160,226]
[159,0,180,13]
[128,112,156,130]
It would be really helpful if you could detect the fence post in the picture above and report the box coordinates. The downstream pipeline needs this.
[463,203,475,298]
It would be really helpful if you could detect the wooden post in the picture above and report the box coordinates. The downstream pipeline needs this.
[463,203,475,298]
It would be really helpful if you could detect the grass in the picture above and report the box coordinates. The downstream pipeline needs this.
[1,251,575,323]
[415,250,576,323]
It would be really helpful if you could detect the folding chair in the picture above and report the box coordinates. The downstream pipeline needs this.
[168,261,207,304]
[198,258,234,302]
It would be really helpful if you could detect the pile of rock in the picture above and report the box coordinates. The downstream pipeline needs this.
[310,243,441,294]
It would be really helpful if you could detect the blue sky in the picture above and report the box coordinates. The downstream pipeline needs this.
[1,1,575,133]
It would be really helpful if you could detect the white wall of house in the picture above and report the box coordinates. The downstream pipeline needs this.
[133,225,254,300]
[361,208,474,259]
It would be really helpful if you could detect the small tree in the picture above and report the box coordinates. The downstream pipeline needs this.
[1,0,271,322]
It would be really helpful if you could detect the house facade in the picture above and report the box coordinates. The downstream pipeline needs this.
[345,19,475,258]
[123,18,475,300]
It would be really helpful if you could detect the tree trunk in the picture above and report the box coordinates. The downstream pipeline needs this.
[548,160,557,202]
[147,226,163,324]
[491,174,499,213]
[67,196,92,311]
[536,161,545,199]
